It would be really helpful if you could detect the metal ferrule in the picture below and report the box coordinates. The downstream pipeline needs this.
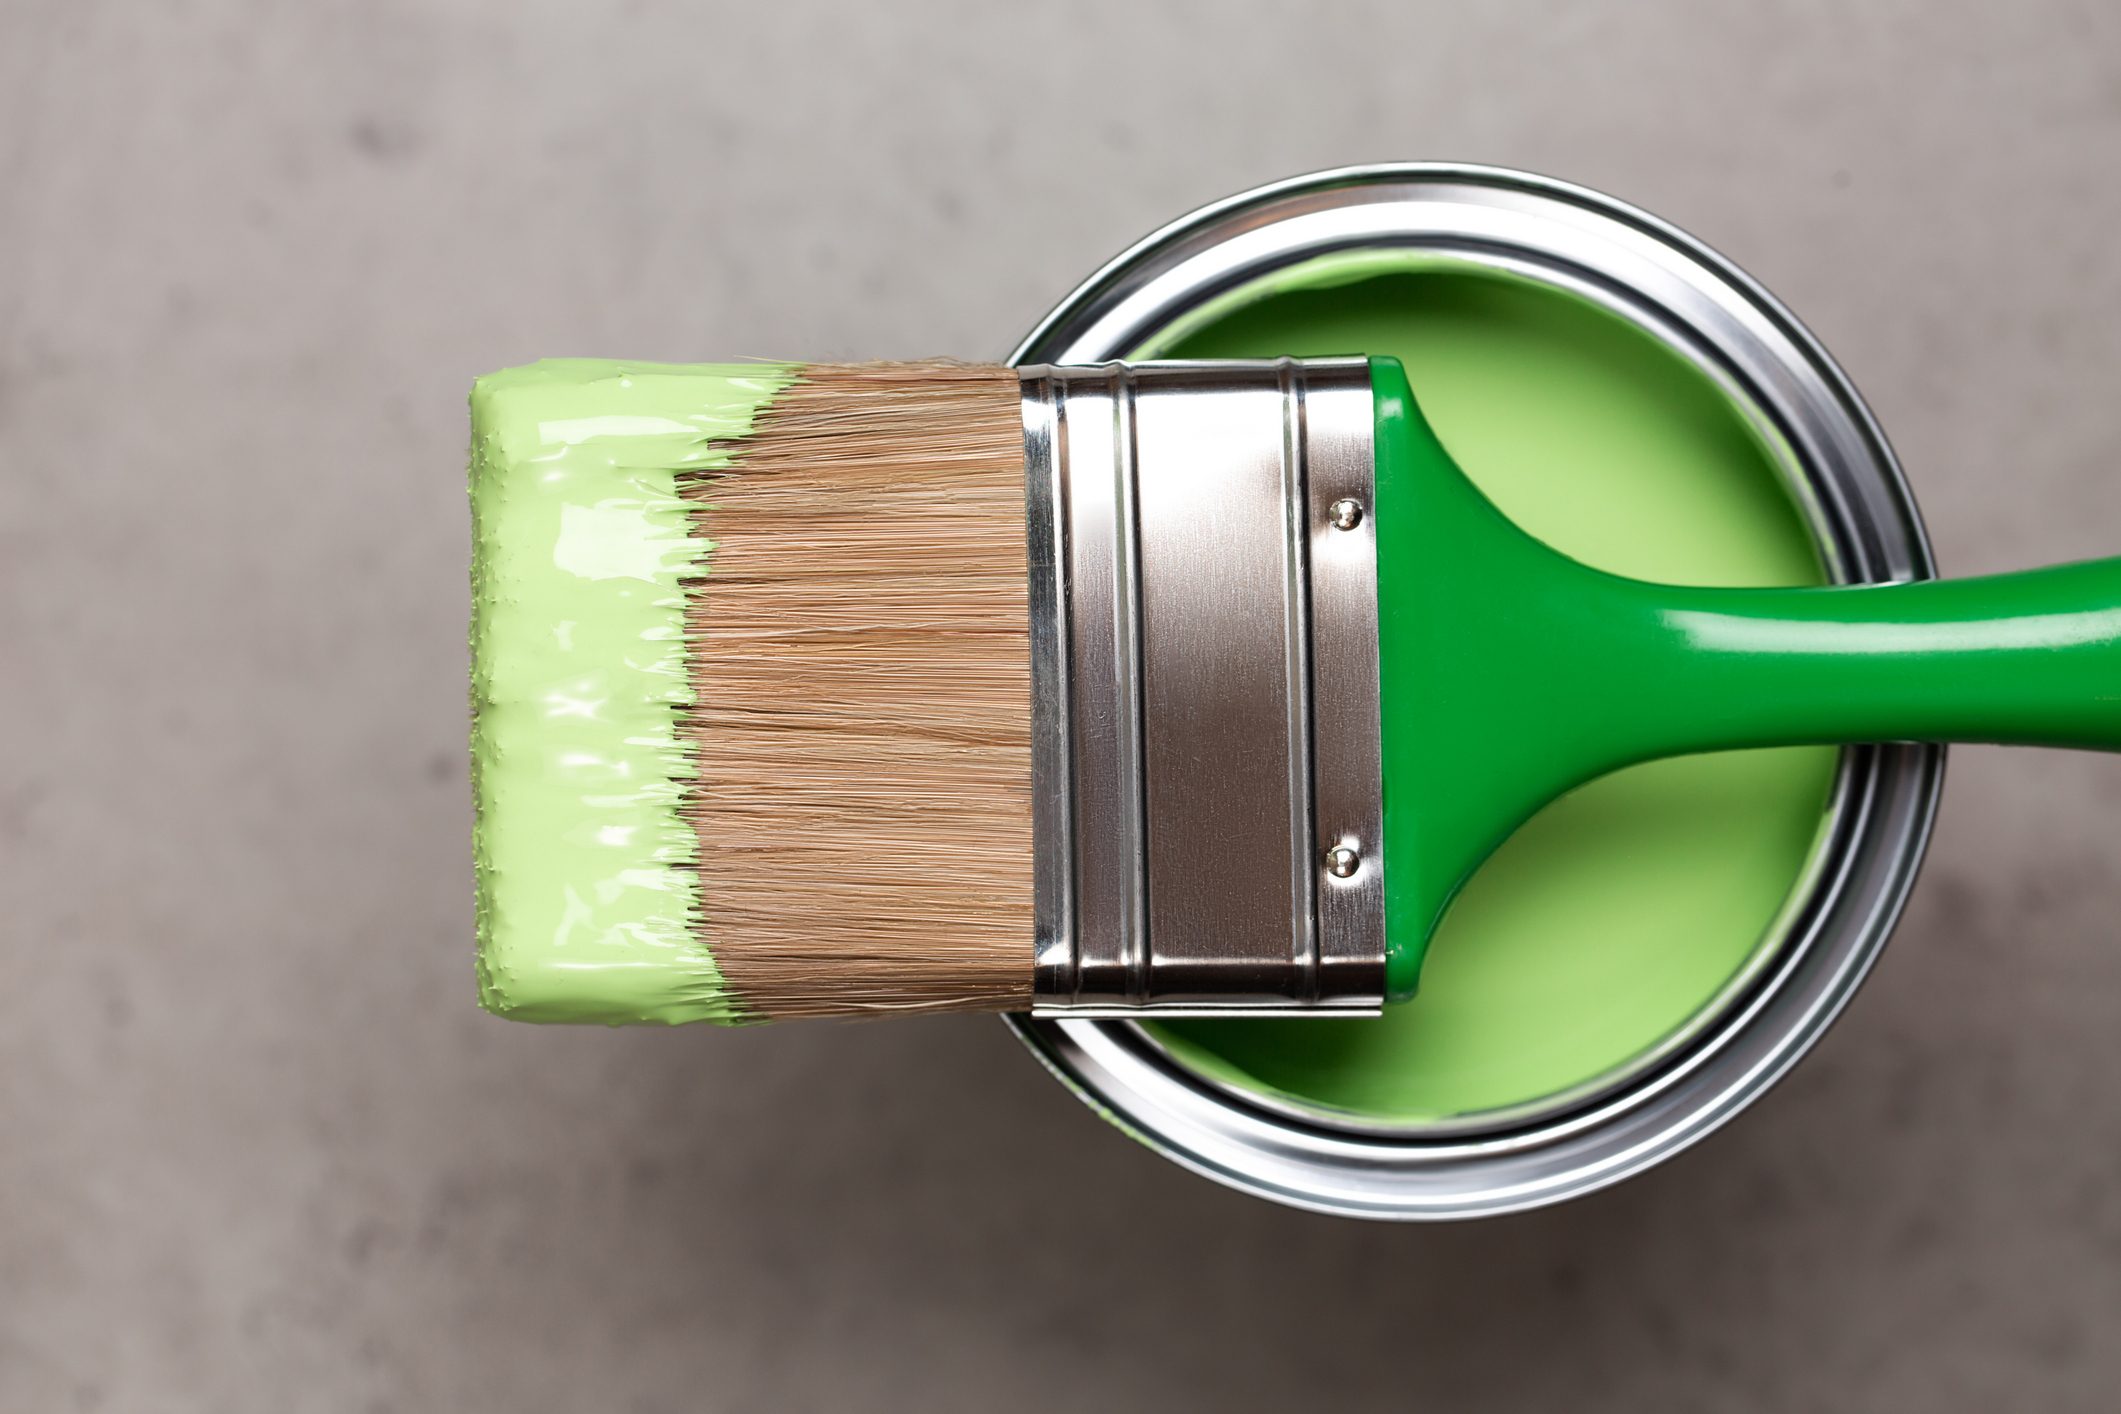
[1021,359,1387,1016]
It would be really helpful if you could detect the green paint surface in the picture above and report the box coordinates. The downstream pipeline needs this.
[469,359,792,1024]
[1137,259,1841,1124]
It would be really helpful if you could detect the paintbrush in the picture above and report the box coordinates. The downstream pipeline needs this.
[470,356,2121,1024]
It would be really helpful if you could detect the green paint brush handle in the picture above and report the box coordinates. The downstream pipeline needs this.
[1611,560,2121,756]
[1371,356,2121,997]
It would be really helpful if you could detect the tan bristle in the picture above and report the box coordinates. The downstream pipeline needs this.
[678,362,1033,1019]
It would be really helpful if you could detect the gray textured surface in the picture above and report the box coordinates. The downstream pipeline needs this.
[6,1,2121,1409]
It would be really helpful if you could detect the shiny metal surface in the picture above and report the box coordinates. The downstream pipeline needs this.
[1006,163,1943,1218]
[1021,375,1074,1011]
[1024,360,1388,1015]
[1301,369,1391,1003]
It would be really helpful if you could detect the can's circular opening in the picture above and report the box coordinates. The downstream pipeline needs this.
[1135,258,1841,1131]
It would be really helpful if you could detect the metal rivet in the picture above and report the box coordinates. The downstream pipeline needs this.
[1328,498,1364,531]
[1324,844,1362,879]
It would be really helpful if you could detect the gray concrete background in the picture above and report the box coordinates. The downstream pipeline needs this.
[6,1,2121,1409]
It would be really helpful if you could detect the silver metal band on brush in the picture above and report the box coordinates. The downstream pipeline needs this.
[1021,359,1387,1016]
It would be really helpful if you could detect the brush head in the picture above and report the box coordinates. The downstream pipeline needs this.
[470,360,1031,1024]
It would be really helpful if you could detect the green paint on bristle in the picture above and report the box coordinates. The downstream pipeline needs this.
[468,359,795,1024]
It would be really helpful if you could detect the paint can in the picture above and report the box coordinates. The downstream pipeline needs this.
[1004,164,1942,1219]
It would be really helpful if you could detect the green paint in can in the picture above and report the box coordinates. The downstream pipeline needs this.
[1132,258,1839,1124]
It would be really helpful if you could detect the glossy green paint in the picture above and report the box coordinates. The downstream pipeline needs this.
[470,359,792,1025]
[1370,353,2121,996]
[1144,264,1835,1120]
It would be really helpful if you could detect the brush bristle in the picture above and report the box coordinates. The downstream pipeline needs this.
[679,363,1033,1019]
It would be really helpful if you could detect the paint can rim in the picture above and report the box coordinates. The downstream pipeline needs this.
[1003,162,1943,1220]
